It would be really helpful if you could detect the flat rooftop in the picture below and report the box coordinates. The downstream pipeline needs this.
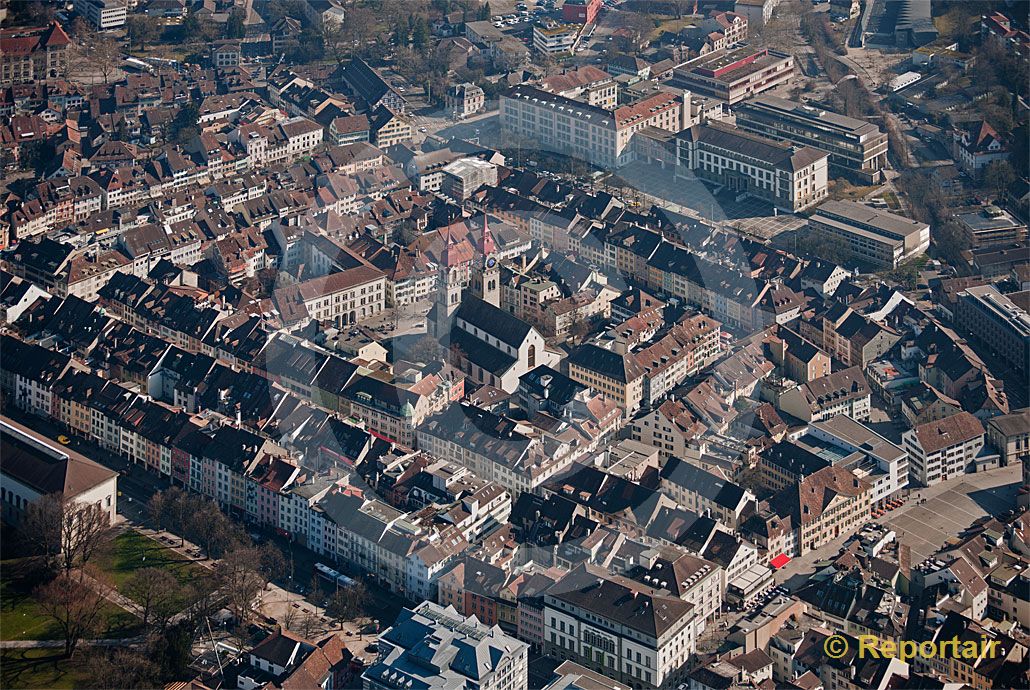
[738,96,882,138]
[956,207,1026,233]
[812,200,928,239]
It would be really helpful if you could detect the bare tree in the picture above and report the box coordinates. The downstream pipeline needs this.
[297,612,320,639]
[35,569,109,657]
[180,576,222,627]
[325,579,369,630]
[93,33,121,85]
[22,493,112,573]
[124,567,181,630]
[85,649,161,689]
[321,19,349,66]
[216,546,268,627]
[147,490,167,531]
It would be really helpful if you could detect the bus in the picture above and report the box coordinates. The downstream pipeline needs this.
[315,562,356,589]
[123,57,154,74]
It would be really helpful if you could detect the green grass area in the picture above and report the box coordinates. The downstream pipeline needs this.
[648,17,700,42]
[0,648,94,690]
[93,530,208,602]
[830,180,880,201]
[883,191,901,210]
[1,562,61,642]
[1,558,143,642]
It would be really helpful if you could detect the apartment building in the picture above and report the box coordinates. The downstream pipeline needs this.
[562,0,602,24]
[986,409,1030,467]
[567,343,646,412]
[768,465,871,556]
[417,403,580,495]
[777,366,871,423]
[630,400,707,461]
[734,96,888,182]
[670,46,794,105]
[808,200,930,269]
[660,457,756,529]
[674,121,829,212]
[954,284,1030,379]
[803,415,909,509]
[0,22,70,86]
[904,412,987,486]
[500,85,684,168]
[364,602,528,690]
[543,565,698,690]
[446,82,486,119]
[635,314,722,406]
[769,327,831,384]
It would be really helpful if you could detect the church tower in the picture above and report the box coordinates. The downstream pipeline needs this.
[471,213,500,307]
[432,225,463,339]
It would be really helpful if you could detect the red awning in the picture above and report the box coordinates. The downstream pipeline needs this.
[770,554,790,569]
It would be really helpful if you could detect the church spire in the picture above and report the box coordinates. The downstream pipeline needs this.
[480,213,496,258]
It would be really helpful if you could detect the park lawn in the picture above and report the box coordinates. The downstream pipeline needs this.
[648,17,700,42]
[94,529,209,597]
[0,649,94,690]
[1,559,143,642]
[0,564,61,642]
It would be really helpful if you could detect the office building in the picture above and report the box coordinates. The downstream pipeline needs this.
[670,46,794,105]
[501,85,683,168]
[441,158,499,201]
[364,601,528,690]
[539,66,617,109]
[674,121,829,212]
[533,22,580,55]
[734,96,888,182]
[807,200,929,268]
[802,415,909,508]
[954,206,1028,248]
[73,0,127,29]
[903,412,987,486]
[954,284,1030,378]
[543,565,697,690]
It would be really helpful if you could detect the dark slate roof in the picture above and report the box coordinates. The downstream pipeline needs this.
[454,296,533,350]
[0,416,117,498]
[660,457,747,510]
[518,365,585,407]
[568,344,644,382]
[549,565,694,638]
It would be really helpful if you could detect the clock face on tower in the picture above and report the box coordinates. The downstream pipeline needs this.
[486,257,496,269]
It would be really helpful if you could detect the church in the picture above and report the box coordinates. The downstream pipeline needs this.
[431,214,560,393]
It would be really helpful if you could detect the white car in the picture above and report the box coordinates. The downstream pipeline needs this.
[418,126,427,133]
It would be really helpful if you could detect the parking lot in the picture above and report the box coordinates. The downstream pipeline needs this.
[881,465,1023,564]
[776,463,1022,588]
[617,161,806,238]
